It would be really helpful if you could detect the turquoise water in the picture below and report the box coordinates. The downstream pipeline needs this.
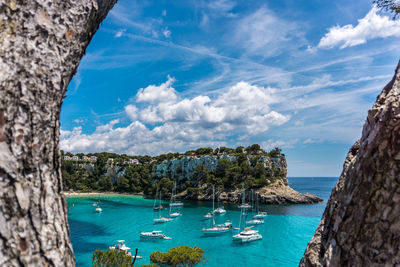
[67,177,338,266]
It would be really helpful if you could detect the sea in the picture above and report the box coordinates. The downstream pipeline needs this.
[67,177,338,267]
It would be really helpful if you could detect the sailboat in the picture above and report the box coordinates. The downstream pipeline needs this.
[233,188,262,243]
[237,184,252,209]
[202,185,232,235]
[153,188,163,211]
[213,191,226,214]
[169,182,183,207]
[154,192,172,223]
[253,193,268,219]
[246,190,264,225]
[169,182,182,217]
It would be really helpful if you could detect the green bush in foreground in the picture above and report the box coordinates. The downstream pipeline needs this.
[149,246,205,267]
[92,249,137,267]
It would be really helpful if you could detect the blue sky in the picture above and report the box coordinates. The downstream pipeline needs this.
[60,0,400,176]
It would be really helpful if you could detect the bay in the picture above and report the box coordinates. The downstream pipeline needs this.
[67,177,338,266]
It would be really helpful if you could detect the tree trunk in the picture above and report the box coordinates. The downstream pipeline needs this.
[300,60,400,266]
[0,0,117,265]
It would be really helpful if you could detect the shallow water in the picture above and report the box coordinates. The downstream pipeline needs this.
[67,177,338,266]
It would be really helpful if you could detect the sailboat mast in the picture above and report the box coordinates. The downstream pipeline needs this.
[159,191,161,218]
[212,185,215,227]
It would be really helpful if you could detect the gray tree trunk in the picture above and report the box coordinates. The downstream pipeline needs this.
[0,0,116,266]
[300,60,400,266]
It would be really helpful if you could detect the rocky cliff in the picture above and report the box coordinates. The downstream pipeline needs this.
[155,154,322,204]
[300,61,400,266]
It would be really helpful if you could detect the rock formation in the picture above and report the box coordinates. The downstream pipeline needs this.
[163,154,322,204]
[300,61,400,266]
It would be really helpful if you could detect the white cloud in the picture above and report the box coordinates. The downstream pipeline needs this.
[125,105,138,121]
[163,28,171,38]
[115,29,126,38]
[261,139,298,150]
[317,5,400,49]
[61,77,291,155]
[233,7,301,56]
[136,75,177,103]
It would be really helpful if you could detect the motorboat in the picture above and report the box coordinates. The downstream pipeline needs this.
[95,207,102,213]
[140,230,172,240]
[233,226,262,243]
[246,218,265,225]
[203,213,213,219]
[109,240,143,259]
[214,206,226,214]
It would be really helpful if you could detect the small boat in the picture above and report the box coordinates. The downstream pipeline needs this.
[233,226,262,243]
[214,206,226,214]
[203,213,213,219]
[253,193,268,219]
[246,218,265,225]
[92,202,97,206]
[154,217,173,223]
[215,221,233,228]
[140,230,172,240]
[169,212,181,218]
[237,185,251,209]
[95,207,102,213]
[169,182,184,207]
[253,212,268,219]
[109,240,142,258]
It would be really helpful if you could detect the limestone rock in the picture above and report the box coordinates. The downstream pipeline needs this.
[300,61,400,266]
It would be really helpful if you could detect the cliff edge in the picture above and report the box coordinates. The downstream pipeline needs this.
[300,61,400,266]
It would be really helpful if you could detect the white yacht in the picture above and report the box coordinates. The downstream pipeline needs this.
[140,230,171,240]
[202,186,232,235]
[95,206,102,213]
[109,240,143,259]
[214,206,227,214]
[232,226,262,243]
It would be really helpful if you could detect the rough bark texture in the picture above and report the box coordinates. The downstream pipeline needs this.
[0,0,116,266]
[300,60,400,266]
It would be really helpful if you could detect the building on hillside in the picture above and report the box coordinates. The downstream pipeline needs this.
[90,156,97,162]
[129,158,139,165]
[72,156,79,161]
[82,156,89,161]
[63,156,71,161]
[107,158,114,163]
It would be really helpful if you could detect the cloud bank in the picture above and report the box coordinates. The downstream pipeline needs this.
[61,77,290,155]
[317,5,400,49]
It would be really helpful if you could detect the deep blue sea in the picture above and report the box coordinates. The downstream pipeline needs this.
[67,177,338,267]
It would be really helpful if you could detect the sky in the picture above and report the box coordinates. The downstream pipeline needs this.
[60,0,400,177]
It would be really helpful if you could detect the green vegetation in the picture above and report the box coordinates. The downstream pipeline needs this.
[149,246,205,267]
[62,144,285,195]
[92,249,137,267]
[374,0,400,17]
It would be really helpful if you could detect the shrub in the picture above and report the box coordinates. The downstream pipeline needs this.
[149,246,205,267]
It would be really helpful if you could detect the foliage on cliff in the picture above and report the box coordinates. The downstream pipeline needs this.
[62,145,285,195]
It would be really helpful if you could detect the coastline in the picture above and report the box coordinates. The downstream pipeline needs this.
[63,191,144,197]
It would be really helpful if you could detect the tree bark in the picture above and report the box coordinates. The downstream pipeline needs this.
[300,60,400,266]
[0,0,117,266]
